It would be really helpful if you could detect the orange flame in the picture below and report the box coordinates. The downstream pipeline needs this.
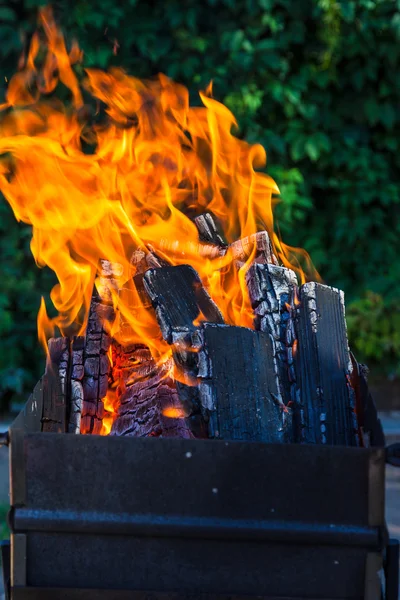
[100,389,118,435]
[0,7,316,364]
[162,407,187,419]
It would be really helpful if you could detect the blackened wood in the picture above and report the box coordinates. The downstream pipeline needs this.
[42,339,67,433]
[246,263,297,407]
[71,336,84,381]
[143,265,223,344]
[293,282,358,446]
[193,213,228,247]
[81,260,117,434]
[197,323,291,443]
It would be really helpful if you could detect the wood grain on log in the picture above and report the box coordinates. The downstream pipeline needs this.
[293,282,359,446]
[246,263,298,408]
[81,260,118,434]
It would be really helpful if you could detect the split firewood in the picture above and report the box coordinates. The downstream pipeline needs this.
[143,264,224,344]
[292,282,359,446]
[142,262,291,442]
[194,323,292,442]
[246,263,298,409]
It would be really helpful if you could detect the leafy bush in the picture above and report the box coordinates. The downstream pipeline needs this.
[0,0,399,408]
[347,292,400,377]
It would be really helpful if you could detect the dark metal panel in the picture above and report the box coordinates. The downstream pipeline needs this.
[12,508,380,547]
[385,539,400,600]
[10,590,349,600]
[368,450,386,527]
[1,540,10,600]
[11,534,26,588]
[10,430,25,507]
[22,434,384,527]
[364,553,383,600]
[25,533,368,598]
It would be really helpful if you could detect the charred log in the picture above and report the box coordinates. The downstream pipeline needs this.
[246,263,298,408]
[81,260,117,434]
[143,264,224,344]
[196,323,292,443]
[293,283,359,446]
[230,231,279,267]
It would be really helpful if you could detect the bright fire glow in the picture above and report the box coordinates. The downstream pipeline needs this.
[0,8,315,372]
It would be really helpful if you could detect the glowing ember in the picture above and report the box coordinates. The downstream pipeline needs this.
[162,407,187,419]
[0,8,314,376]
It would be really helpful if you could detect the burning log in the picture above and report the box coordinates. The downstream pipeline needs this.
[246,262,298,408]
[292,282,359,446]
[143,264,224,344]
[36,243,363,448]
[80,260,117,435]
[230,231,279,267]
[110,345,193,438]
[109,263,200,438]
[142,258,292,442]
[1,16,367,448]
[130,247,166,275]
[68,336,85,434]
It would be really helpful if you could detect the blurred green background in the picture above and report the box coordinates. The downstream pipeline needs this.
[0,0,399,412]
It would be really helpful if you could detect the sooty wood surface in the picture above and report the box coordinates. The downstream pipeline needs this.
[42,364,66,434]
[143,265,223,344]
[246,263,298,408]
[293,282,358,446]
[198,323,291,443]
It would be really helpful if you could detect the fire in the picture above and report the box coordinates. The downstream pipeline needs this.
[0,9,315,373]
[162,407,187,419]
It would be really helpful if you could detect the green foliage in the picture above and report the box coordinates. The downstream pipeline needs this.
[347,292,400,376]
[0,0,399,408]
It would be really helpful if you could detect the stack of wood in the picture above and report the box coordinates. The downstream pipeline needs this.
[36,212,368,446]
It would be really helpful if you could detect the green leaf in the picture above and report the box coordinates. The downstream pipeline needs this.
[0,7,16,21]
